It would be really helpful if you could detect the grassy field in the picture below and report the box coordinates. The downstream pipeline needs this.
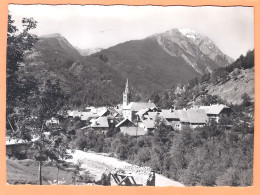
[7,158,75,185]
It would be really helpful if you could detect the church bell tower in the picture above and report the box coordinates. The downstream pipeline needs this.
[123,79,130,108]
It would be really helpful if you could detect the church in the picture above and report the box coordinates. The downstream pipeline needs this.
[122,79,156,122]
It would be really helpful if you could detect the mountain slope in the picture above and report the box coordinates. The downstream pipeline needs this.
[170,50,254,107]
[89,28,233,95]
[21,29,235,107]
[99,38,200,94]
[39,33,81,59]
[206,68,254,104]
[151,29,233,74]
[22,34,128,107]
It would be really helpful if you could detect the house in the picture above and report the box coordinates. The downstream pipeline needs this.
[97,107,120,118]
[67,110,73,118]
[136,108,160,121]
[46,117,59,127]
[120,126,147,137]
[116,118,146,136]
[195,104,232,123]
[67,110,81,118]
[160,109,179,121]
[123,102,156,121]
[80,112,98,121]
[139,119,156,131]
[85,106,96,112]
[185,109,208,128]
[160,109,208,130]
[160,109,181,130]
[89,116,110,132]
[97,108,109,117]
[116,118,135,128]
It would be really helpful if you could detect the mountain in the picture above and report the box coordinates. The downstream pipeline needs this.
[90,28,233,94]
[21,29,235,107]
[179,29,234,66]
[150,29,234,74]
[22,34,129,107]
[39,33,81,59]
[76,47,103,56]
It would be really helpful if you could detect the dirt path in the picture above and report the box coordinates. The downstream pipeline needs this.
[66,150,184,187]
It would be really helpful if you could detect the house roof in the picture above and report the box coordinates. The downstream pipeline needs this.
[90,117,109,128]
[186,109,208,124]
[67,110,73,117]
[125,102,156,112]
[142,119,155,129]
[120,127,146,136]
[116,118,135,128]
[69,110,81,117]
[171,110,189,122]
[160,108,209,124]
[80,112,98,121]
[135,108,149,116]
[107,107,120,117]
[198,104,230,115]
[160,109,179,119]
[97,108,109,117]
[115,108,123,115]
[147,112,160,120]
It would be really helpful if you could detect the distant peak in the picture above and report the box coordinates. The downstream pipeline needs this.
[178,29,201,41]
[179,28,197,35]
[40,33,62,38]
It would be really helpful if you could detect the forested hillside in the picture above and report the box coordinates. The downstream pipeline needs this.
[150,50,254,108]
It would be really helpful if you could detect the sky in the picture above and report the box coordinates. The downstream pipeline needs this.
[8,5,254,60]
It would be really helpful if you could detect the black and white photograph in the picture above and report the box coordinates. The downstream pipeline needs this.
[6,5,254,186]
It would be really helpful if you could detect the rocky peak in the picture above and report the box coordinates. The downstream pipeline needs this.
[179,28,234,65]
[150,28,234,73]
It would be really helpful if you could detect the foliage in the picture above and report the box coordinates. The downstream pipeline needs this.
[6,14,38,117]
[6,14,71,185]
[241,93,252,107]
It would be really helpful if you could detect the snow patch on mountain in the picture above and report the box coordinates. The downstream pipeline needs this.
[179,28,198,41]
[76,47,103,56]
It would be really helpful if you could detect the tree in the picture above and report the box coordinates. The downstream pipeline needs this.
[200,94,224,106]
[6,13,39,145]
[72,159,83,185]
[6,13,38,117]
[241,93,252,107]
[28,79,70,185]
[242,50,254,69]
[150,92,160,105]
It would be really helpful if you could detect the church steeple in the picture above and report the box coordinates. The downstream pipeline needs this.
[125,78,129,94]
[123,79,130,108]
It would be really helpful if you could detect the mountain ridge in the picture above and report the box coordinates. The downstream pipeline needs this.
[22,28,239,107]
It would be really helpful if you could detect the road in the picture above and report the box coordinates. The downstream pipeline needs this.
[66,150,184,187]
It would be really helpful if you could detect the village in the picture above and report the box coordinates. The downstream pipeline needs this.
[5,5,254,187]
[63,79,232,137]
[5,78,233,186]
[6,78,234,186]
